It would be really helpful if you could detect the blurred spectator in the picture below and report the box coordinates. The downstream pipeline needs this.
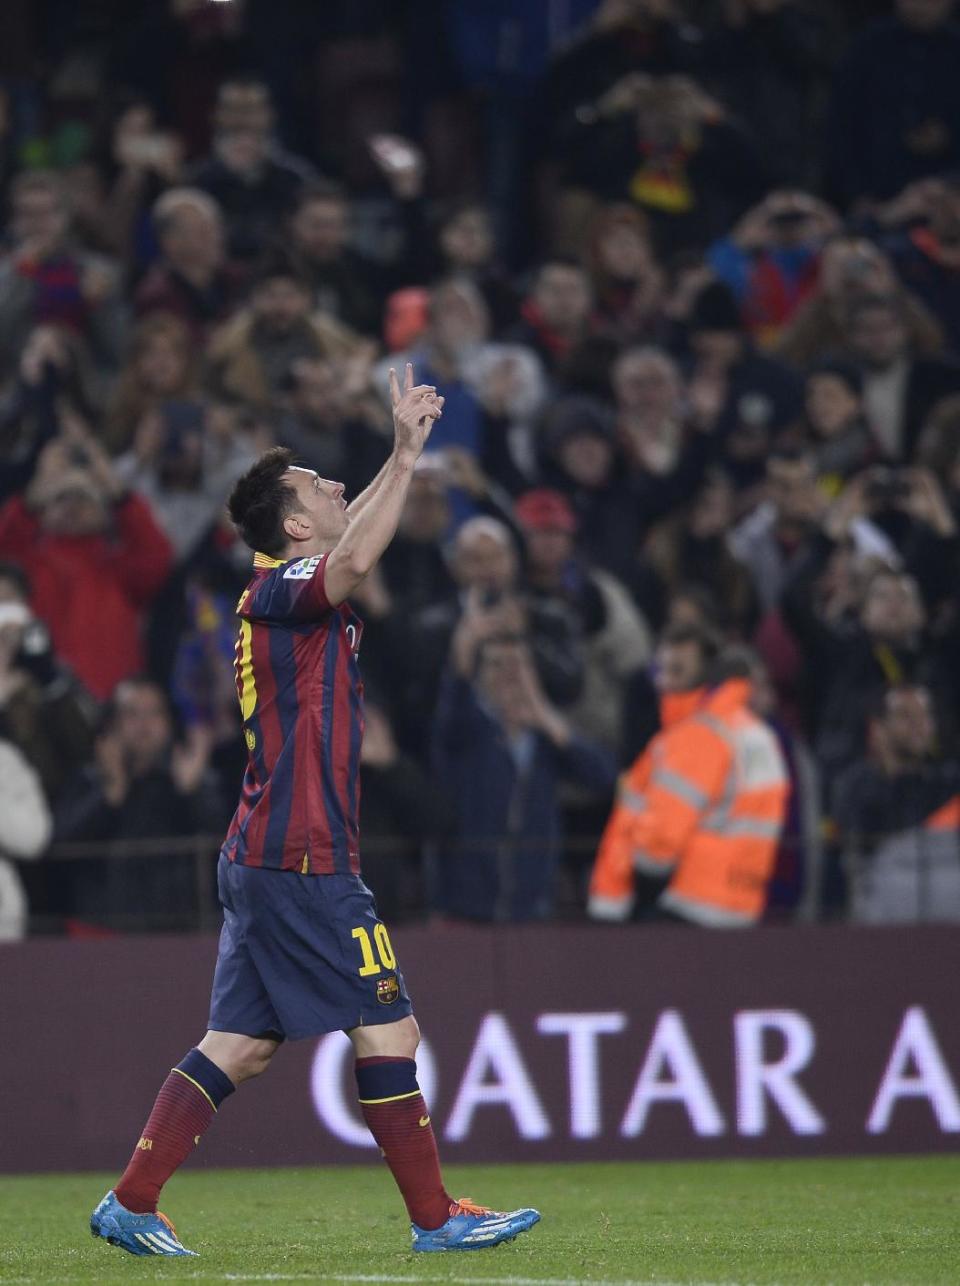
[589,635,788,925]
[168,569,247,794]
[781,474,959,780]
[358,700,449,923]
[432,202,518,332]
[562,73,766,256]
[730,446,893,617]
[207,252,357,410]
[879,174,960,354]
[382,279,490,448]
[676,280,802,493]
[377,461,457,612]
[917,393,960,522]
[826,0,960,210]
[0,561,96,798]
[289,181,385,336]
[0,425,172,700]
[400,516,584,759]
[777,236,944,368]
[750,654,823,922]
[538,391,716,590]
[382,280,536,509]
[96,100,184,262]
[462,343,548,492]
[517,487,652,755]
[699,0,826,187]
[544,0,701,130]
[584,204,664,344]
[432,634,615,922]
[835,684,960,922]
[274,353,390,502]
[114,400,258,563]
[0,325,97,501]
[508,259,596,373]
[188,77,314,262]
[643,467,757,634]
[0,737,51,941]
[54,677,224,932]
[108,0,253,158]
[707,191,840,346]
[104,314,201,455]
[801,359,880,493]
[0,170,125,382]
[611,346,685,476]
[134,188,243,344]
[843,293,960,461]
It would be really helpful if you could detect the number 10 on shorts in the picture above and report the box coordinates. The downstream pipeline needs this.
[352,923,397,976]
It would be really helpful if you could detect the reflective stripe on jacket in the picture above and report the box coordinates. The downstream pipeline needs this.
[588,679,788,926]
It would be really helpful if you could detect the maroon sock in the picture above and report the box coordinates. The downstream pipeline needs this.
[356,1056,451,1230]
[115,1049,234,1214]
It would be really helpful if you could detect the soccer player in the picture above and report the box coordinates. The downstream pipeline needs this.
[90,365,540,1257]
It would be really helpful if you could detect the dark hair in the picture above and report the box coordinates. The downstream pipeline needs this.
[227,447,298,556]
[689,281,742,333]
[252,248,310,293]
[436,198,490,232]
[100,675,171,736]
[294,179,349,214]
[807,356,864,399]
[660,621,721,664]
[0,560,30,600]
[768,442,814,467]
[707,643,761,686]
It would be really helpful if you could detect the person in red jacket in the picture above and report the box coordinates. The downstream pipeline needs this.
[0,423,173,700]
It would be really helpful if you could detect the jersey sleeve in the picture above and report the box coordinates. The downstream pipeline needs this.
[239,554,333,624]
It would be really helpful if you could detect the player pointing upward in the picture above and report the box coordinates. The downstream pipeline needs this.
[91,364,540,1257]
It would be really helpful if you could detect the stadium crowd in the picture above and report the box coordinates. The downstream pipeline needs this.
[1,0,960,935]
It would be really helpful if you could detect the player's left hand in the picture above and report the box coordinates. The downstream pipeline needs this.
[390,362,444,460]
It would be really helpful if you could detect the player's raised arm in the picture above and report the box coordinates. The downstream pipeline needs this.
[324,363,443,606]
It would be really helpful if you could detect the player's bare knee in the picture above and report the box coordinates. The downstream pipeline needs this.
[198,1031,279,1085]
[238,1039,277,1081]
[349,1014,420,1060]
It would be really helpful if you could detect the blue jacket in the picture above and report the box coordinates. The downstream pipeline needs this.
[431,673,616,921]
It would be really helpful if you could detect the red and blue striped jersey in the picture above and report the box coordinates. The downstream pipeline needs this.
[221,550,365,875]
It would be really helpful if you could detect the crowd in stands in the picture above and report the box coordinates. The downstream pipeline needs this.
[1,0,960,934]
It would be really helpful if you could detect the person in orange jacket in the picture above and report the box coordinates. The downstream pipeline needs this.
[589,628,788,927]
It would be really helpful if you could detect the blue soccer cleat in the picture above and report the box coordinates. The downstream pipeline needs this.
[90,1190,197,1257]
[411,1196,541,1252]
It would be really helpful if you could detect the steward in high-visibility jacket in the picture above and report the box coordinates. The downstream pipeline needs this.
[588,677,788,926]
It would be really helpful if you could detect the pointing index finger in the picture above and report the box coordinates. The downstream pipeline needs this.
[405,362,414,393]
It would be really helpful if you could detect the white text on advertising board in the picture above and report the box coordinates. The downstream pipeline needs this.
[310,1006,960,1145]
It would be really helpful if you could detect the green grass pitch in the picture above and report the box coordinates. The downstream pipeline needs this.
[1,1157,957,1285]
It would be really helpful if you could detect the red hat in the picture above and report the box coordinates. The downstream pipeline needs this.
[514,489,577,534]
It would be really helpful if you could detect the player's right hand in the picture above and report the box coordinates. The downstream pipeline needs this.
[390,362,444,459]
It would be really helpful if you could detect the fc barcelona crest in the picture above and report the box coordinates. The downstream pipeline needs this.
[376,975,400,1005]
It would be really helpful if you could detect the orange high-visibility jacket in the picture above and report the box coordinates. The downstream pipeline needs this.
[588,679,788,927]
